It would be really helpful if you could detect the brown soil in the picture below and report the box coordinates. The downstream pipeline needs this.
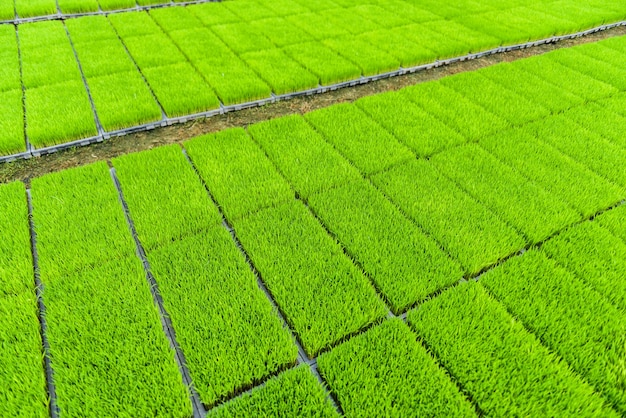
[2,25,625,184]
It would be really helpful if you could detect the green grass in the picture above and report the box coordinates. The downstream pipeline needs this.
[355,91,465,156]
[305,103,413,174]
[322,36,400,76]
[88,71,162,131]
[408,282,618,417]
[402,81,508,141]
[208,366,338,418]
[479,127,624,217]
[26,80,98,148]
[308,179,463,313]
[439,72,549,125]
[31,162,136,281]
[148,228,297,407]
[524,114,626,189]
[0,292,48,418]
[43,256,192,418]
[317,319,475,417]
[0,182,32,296]
[240,48,319,95]
[113,145,222,251]
[477,62,584,113]
[371,160,525,275]
[251,17,314,47]
[232,200,387,357]
[0,89,26,155]
[430,144,581,243]
[15,0,57,18]
[143,63,220,117]
[481,250,626,414]
[282,42,362,86]
[248,115,361,199]
[541,220,626,312]
[184,128,294,221]
[57,0,99,14]
[212,23,274,54]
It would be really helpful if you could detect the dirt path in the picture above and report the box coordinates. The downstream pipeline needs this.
[2,25,625,184]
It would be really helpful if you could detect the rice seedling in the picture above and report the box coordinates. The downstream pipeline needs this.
[0,182,32,296]
[43,256,192,417]
[88,71,162,131]
[402,81,508,142]
[107,11,162,38]
[478,62,584,113]
[375,0,440,23]
[250,17,313,47]
[322,36,400,76]
[439,72,549,125]
[514,55,618,101]
[187,2,240,26]
[57,0,99,14]
[542,220,626,312]
[113,145,222,251]
[70,39,136,78]
[0,292,48,418]
[26,80,98,148]
[430,144,580,243]
[596,204,626,244]
[304,103,412,174]
[371,160,525,275]
[576,43,626,84]
[0,0,14,20]
[408,282,618,417]
[20,43,82,89]
[143,63,220,116]
[308,179,463,313]
[348,4,409,28]
[481,250,626,414]
[400,23,472,59]
[211,23,274,54]
[289,0,338,12]
[317,319,475,417]
[316,8,380,35]
[184,128,294,221]
[208,366,338,418]
[254,0,311,17]
[15,0,57,18]
[283,41,362,85]
[285,12,350,40]
[358,27,437,68]
[65,15,118,42]
[167,28,232,62]
[248,115,361,199]
[240,48,319,95]
[223,0,275,21]
[30,162,136,281]
[136,0,167,6]
[97,0,136,11]
[562,102,626,149]
[355,90,465,156]
[423,19,500,52]
[148,228,298,406]
[148,6,204,33]
[0,27,20,92]
[0,90,26,155]
[524,115,626,189]
[233,200,387,357]
[479,127,624,217]
[547,48,626,91]
[19,20,74,48]
[459,12,534,45]
[122,34,187,69]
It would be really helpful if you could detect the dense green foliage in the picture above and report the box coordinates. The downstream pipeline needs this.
[318,319,475,417]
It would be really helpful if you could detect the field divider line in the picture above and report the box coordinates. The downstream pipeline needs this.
[3,19,626,162]
[14,24,33,156]
[25,188,59,418]
[3,0,222,24]
[108,166,206,418]
[62,20,105,138]
[180,147,344,415]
